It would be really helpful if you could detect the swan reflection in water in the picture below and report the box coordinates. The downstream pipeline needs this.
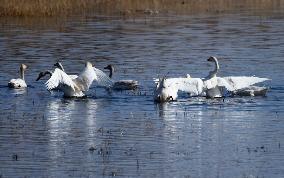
[155,101,205,176]
[45,97,99,176]
[154,98,263,177]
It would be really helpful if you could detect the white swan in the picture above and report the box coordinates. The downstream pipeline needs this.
[8,64,28,88]
[154,77,178,102]
[204,56,270,98]
[38,61,113,97]
[104,64,138,90]
[153,56,270,102]
[154,77,204,102]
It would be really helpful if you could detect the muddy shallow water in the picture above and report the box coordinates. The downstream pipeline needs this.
[0,11,284,177]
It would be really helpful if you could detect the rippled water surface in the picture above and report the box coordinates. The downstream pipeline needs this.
[0,11,284,177]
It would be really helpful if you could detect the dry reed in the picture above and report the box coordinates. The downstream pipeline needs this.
[0,0,283,17]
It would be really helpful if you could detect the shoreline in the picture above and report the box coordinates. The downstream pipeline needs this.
[1,0,284,17]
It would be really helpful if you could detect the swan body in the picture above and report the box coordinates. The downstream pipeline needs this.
[104,64,138,90]
[8,64,28,89]
[40,62,112,97]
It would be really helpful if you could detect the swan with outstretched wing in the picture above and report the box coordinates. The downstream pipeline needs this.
[153,56,270,102]
[203,56,270,98]
[39,61,113,97]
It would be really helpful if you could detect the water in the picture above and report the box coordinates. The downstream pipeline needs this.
[0,11,284,177]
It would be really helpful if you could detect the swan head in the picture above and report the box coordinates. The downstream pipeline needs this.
[36,71,52,81]
[20,64,28,71]
[207,56,217,62]
[85,61,93,68]
[54,62,64,71]
[156,77,166,89]
[104,64,114,72]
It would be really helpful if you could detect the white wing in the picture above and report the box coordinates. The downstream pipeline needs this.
[93,67,114,88]
[45,68,75,91]
[163,77,204,96]
[217,76,270,91]
[203,77,218,90]
[69,75,78,80]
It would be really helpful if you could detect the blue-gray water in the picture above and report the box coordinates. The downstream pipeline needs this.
[0,11,284,178]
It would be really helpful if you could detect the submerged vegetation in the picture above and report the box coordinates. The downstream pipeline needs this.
[0,0,283,17]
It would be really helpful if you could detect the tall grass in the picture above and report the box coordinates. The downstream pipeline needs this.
[0,0,283,16]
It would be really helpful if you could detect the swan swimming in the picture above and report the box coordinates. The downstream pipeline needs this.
[104,64,138,90]
[37,61,113,97]
[153,56,270,102]
[203,56,270,98]
[8,64,28,89]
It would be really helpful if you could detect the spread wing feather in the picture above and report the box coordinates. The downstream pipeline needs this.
[217,76,270,91]
[93,67,114,88]
[163,78,204,96]
[45,68,75,91]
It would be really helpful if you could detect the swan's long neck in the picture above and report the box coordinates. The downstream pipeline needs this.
[204,57,220,80]
[44,71,53,77]
[58,63,65,72]
[108,67,113,78]
[212,58,219,76]
[20,67,25,80]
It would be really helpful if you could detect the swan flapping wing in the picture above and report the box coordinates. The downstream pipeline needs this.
[93,67,114,88]
[45,68,76,91]
[164,77,204,96]
[217,76,270,91]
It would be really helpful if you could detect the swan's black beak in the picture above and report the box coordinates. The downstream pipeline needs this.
[36,76,41,81]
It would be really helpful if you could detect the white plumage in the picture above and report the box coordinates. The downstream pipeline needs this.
[53,62,78,80]
[216,76,270,92]
[154,78,178,102]
[44,61,113,97]
[154,77,204,102]
[203,56,270,98]
[153,56,270,102]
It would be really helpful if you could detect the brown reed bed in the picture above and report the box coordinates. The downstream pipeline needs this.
[0,0,284,17]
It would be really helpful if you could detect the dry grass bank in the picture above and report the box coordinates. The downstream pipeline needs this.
[0,0,284,16]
